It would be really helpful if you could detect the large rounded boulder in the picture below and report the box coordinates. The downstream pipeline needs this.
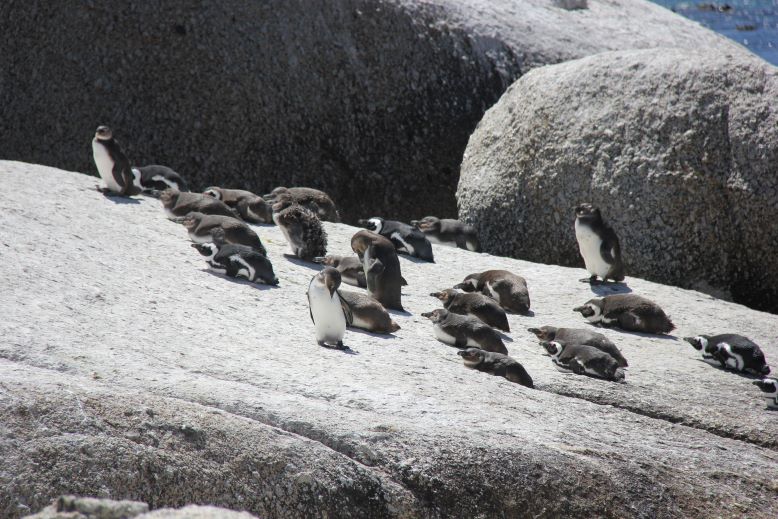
[0,1,741,223]
[457,48,778,311]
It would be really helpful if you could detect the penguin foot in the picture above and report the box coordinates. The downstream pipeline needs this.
[580,276,601,284]
[318,340,349,351]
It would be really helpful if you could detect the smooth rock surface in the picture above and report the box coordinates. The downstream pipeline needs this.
[1,162,777,518]
[457,48,778,312]
[0,1,745,223]
[26,496,256,518]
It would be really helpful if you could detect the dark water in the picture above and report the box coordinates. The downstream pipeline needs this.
[650,0,778,64]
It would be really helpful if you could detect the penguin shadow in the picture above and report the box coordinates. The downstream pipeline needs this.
[387,308,413,317]
[200,269,281,291]
[323,345,359,355]
[399,254,434,265]
[588,282,632,296]
[693,359,767,380]
[283,255,322,271]
[496,331,514,342]
[511,310,535,318]
[597,326,678,341]
[94,189,142,205]
[348,327,399,340]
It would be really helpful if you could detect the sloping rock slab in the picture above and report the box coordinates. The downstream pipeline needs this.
[1,161,777,518]
[25,496,257,519]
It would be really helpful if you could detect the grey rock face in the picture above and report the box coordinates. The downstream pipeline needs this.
[0,1,742,223]
[458,48,778,312]
[2,162,777,518]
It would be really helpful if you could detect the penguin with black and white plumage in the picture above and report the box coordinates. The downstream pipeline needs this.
[131,165,187,194]
[91,125,141,197]
[191,229,278,286]
[752,378,778,409]
[574,203,625,284]
[358,217,434,262]
[541,340,626,382]
[410,216,481,252]
[307,267,348,350]
[573,294,674,335]
[684,334,771,376]
[182,212,267,254]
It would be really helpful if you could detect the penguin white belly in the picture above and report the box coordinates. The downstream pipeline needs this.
[151,175,178,190]
[350,314,371,329]
[309,288,346,342]
[719,343,744,371]
[552,360,574,373]
[130,168,144,191]
[390,232,415,255]
[93,140,122,192]
[465,239,478,252]
[432,325,457,345]
[575,221,611,278]
[230,254,255,280]
[484,282,500,303]
[188,231,211,243]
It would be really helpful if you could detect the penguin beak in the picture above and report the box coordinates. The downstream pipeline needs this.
[456,350,466,357]
[683,337,701,350]
[527,327,540,335]
[429,292,443,299]
[421,311,433,319]
[357,219,368,226]
[452,283,465,290]
[572,305,585,313]
[410,220,419,227]
[325,278,337,297]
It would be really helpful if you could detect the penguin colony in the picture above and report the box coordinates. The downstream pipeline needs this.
[91,125,775,405]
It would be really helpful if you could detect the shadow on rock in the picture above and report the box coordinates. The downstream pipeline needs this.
[201,269,281,290]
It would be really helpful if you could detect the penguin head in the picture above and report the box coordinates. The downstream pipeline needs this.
[683,335,709,351]
[266,186,288,200]
[203,187,222,200]
[191,242,219,260]
[94,125,113,141]
[574,203,602,222]
[350,230,378,258]
[527,326,556,341]
[457,348,485,367]
[573,300,602,322]
[421,308,448,323]
[182,212,204,230]
[255,255,280,286]
[271,196,295,215]
[412,216,441,232]
[210,227,227,247]
[316,267,341,297]
[246,197,274,222]
[752,378,778,397]
[312,255,336,266]
[358,217,384,234]
[429,289,457,304]
[540,340,565,359]
[453,274,479,292]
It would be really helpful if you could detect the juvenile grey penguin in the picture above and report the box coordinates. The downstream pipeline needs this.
[752,378,778,409]
[159,188,236,220]
[273,199,327,261]
[541,341,626,382]
[454,270,530,314]
[421,309,507,354]
[457,348,533,388]
[573,294,674,334]
[338,290,401,334]
[684,334,771,376]
[191,230,278,285]
[265,187,340,222]
[313,255,367,288]
[203,187,273,224]
[410,216,481,252]
[351,230,404,311]
[528,326,627,367]
[574,203,625,284]
[91,125,141,196]
[430,288,510,332]
[358,217,434,262]
[182,212,266,254]
[131,165,187,193]
[307,267,347,349]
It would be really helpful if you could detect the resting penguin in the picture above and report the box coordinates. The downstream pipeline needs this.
[752,378,778,409]
[454,270,530,314]
[159,188,236,220]
[528,326,627,367]
[314,255,367,288]
[131,165,187,193]
[265,187,340,222]
[684,334,771,376]
[430,288,510,332]
[182,212,266,254]
[573,294,674,334]
[421,308,507,354]
[338,290,400,334]
[307,267,347,349]
[351,230,404,311]
[358,217,434,262]
[457,348,533,388]
[191,229,278,285]
[541,341,626,382]
[91,125,141,196]
[574,203,625,284]
[203,187,273,224]
[410,216,481,252]
[273,199,327,261]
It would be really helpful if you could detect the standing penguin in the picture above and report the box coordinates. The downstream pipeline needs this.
[358,217,434,262]
[430,289,510,332]
[338,290,401,334]
[410,216,481,252]
[131,165,187,193]
[182,212,267,254]
[573,294,674,334]
[273,199,327,261]
[421,309,507,354]
[91,125,141,196]
[574,203,625,284]
[684,334,771,376]
[454,270,530,314]
[541,341,626,382]
[351,230,404,311]
[307,267,347,349]
[191,229,278,286]
[752,378,778,409]
[528,326,627,367]
[457,348,533,388]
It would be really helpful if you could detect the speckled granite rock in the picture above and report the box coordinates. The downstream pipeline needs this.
[457,48,778,312]
[0,1,744,223]
[2,162,776,518]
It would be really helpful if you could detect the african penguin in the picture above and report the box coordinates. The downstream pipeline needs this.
[338,290,401,334]
[307,267,347,349]
[528,326,627,367]
[684,334,771,376]
[203,187,273,224]
[313,255,367,288]
[351,230,404,311]
[430,288,510,332]
[358,217,434,262]
[159,188,237,220]
[91,125,141,196]
[272,199,327,261]
[265,187,340,222]
[421,309,507,354]
[574,203,625,284]
[752,378,778,409]
[541,341,626,382]
[131,165,187,193]
[410,216,481,252]
[454,270,530,314]
[573,294,674,334]
[182,212,266,254]
[457,348,533,388]
[191,230,278,285]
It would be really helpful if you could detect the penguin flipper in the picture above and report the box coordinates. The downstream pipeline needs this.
[337,291,354,326]
[306,291,315,325]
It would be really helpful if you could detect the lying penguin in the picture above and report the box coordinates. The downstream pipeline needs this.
[684,334,771,376]
[411,216,481,252]
[752,378,778,409]
[528,326,627,367]
[421,308,507,354]
[132,165,188,193]
[430,288,510,332]
[454,270,530,314]
[191,229,278,286]
[159,188,236,220]
[358,217,434,262]
[541,340,625,382]
[182,212,266,254]
[457,348,533,388]
[573,294,674,334]
[203,186,273,224]
[338,290,400,334]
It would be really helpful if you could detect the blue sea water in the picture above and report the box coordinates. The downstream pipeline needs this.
[650,0,778,64]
